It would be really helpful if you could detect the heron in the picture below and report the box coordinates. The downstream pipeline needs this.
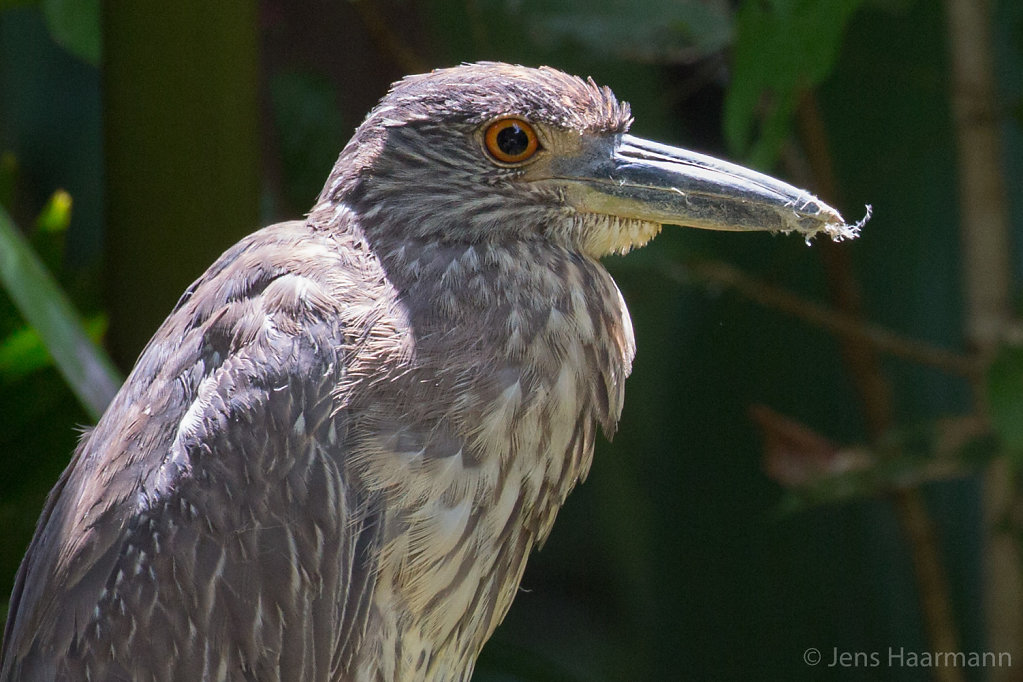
[1,62,858,681]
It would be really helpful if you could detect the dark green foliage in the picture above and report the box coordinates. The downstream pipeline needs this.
[40,0,100,66]
[726,0,863,165]
[269,71,349,213]
[989,345,1023,464]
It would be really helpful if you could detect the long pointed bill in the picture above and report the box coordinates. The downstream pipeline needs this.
[559,133,865,242]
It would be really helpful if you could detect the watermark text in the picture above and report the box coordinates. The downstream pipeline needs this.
[803,647,1012,669]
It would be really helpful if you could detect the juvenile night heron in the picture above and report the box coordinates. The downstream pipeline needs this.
[1,63,858,681]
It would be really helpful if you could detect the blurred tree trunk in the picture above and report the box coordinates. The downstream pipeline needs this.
[943,0,1022,673]
[103,3,260,368]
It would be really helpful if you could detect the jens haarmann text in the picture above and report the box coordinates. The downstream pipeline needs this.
[802,646,1013,669]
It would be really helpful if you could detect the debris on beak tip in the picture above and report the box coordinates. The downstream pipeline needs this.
[805,203,871,245]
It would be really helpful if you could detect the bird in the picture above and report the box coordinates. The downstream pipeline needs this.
[1,62,858,681]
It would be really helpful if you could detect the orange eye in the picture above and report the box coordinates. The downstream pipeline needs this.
[483,117,539,164]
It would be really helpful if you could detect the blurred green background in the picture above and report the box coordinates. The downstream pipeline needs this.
[2,1,1022,680]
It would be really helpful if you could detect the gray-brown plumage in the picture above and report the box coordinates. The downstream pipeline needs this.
[1,63,857,681]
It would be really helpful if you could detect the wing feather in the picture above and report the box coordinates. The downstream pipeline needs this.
[1,220,385,682]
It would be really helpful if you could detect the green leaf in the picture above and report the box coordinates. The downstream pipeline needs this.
[0,325,50,378]
[724,0,864,163]
[33,188,72,234]
[987,345,1023,463]
[0,204,120,420]
[521,0,734,63]
[0,0,38,10]
[0,314,108,381]
[41,0,101,66]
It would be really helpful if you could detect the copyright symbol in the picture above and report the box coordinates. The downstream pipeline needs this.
[804,648,821,666]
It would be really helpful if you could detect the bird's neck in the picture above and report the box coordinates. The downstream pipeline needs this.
[304,208,638,678]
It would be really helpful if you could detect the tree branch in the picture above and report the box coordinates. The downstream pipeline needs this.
[657,257,976,378]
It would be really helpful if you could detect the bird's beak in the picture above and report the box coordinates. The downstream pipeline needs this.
[556,134,862,242]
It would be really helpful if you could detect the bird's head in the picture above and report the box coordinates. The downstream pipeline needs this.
[316,62,861,258]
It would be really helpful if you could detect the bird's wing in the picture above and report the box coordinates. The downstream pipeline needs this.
[1,220,387,681]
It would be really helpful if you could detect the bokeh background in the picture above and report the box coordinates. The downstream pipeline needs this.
[2,1,1023,680]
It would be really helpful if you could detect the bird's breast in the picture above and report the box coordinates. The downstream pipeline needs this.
[349,240,632,679]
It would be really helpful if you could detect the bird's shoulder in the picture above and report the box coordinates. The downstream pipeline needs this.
[95,216,399,482]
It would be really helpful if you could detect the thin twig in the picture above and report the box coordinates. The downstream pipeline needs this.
[657,257,977,378]
[890,491,966,678]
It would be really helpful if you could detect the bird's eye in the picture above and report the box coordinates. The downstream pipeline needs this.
[483,117,540,165]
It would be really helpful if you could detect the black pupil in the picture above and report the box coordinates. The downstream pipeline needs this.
[496,123,529,157]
